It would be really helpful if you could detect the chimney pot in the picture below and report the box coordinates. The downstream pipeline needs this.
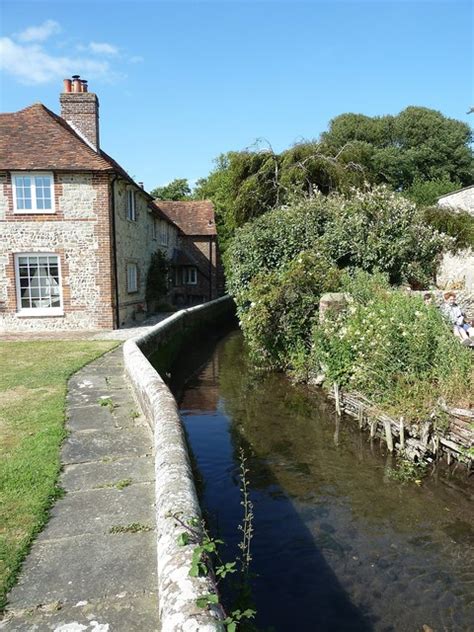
[63,78,72,93]
[60,79,100,151]
[138,182,144,189]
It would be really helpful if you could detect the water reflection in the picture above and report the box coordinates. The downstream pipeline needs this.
[169,330,474,631]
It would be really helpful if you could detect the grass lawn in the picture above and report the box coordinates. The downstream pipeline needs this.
[0,340,118,610]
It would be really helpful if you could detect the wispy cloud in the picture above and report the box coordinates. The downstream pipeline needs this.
[78,41,120,56]
[0,21,141,86]
[0,38,110,85]
[17,19,61,43]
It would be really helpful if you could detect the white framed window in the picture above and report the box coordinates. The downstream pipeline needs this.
[127,189,136,221]
[152,217,158,240]
[127,263,138,293]
[15,253,63,316]
[159,221,169,246]
[12,172,55,214]
[183,267,197,285]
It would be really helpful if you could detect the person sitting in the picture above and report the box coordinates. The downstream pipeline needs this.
[441,292,474,345]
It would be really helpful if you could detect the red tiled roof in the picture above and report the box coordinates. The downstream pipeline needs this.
[153,200,217,236]
[0,104,114,171]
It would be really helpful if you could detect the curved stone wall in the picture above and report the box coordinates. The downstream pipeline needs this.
[123,296,234,632]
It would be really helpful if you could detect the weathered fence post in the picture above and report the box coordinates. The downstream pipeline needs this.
[383,419,394,452]
[399,417,405,450]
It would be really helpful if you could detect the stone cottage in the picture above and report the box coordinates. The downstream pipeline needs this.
[0,77,179,332]
[154,200,224,307]
[436,185,474,291]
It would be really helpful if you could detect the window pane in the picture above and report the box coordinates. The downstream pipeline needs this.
[35,176,52,210]
[127,264,137,291]
[16,254,61,311]
[15,176,32,210]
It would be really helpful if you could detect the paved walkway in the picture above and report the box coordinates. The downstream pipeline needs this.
[2,348,160,631]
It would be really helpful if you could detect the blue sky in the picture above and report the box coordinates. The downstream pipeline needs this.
[1,1,472,191]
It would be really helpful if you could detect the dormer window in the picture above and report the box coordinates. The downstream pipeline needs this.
[12,172,55,214]
[127,189,136,221]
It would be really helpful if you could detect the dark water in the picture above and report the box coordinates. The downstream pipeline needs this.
[168,330,474,632]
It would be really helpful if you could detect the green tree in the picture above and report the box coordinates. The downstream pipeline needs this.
[322,107,473,190]
[405,176,461,206]
[196,107,472,249]
[150,178,191,200]
[194,142,365,250]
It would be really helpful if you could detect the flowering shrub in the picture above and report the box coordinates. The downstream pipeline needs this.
[226,185,451,301]
[239,252,341,371]
[312,273,473,420]
[225,194,330,300]
[319,186,450,286]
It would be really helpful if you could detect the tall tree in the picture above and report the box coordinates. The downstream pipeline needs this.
[150,178,191,200]
[321,107,473,190]
[196,107,473,247]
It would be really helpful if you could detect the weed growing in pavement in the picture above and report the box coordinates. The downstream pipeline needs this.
[98,397,117,411]
[109,522,152,534]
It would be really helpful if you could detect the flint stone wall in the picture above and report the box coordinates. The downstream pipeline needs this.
[0,221,101,332]
[114,179,178,326]
[0,171,115,331]
[123,296,234,632]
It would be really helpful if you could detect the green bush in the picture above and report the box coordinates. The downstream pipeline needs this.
[319,186,449,286]
[405,176,461,206]
[423,206,474,253]
[312,273,473,420]
[226,186,450,301]
[225,194,330,300]
[239,252,341,371]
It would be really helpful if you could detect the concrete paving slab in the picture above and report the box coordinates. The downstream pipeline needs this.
[61,456,154,493]
[7,532,157,608]
[66,406,118,432]
[1,593,159,632]
[61,428,153,464]
[66,405,144,433]
[36,483,155,541]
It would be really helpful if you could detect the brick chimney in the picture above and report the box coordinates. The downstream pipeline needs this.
[60,75,100,151]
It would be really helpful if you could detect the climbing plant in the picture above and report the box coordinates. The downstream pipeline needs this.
[145,250,169,309]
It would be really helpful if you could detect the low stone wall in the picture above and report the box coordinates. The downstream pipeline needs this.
[123,296,234,632]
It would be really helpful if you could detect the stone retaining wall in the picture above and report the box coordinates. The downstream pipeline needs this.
[123,296,234,632]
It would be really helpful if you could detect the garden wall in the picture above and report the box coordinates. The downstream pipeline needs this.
[123,296,234,632]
